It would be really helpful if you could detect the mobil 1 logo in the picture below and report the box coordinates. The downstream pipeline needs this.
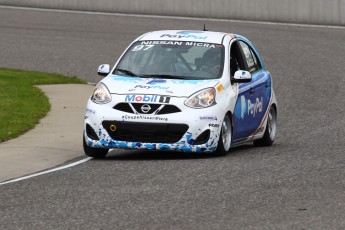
[125,94,171,104]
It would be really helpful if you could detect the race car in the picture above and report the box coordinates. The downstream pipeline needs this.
[83,30,277,158]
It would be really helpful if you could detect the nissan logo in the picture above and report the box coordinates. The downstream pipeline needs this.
[141,104,151,113]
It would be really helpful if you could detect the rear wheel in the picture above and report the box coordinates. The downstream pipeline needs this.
[254,106,277,146]
[215,114,232,156]
[83,134,108,158]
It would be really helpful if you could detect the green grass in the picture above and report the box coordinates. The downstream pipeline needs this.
[0,68,86,142]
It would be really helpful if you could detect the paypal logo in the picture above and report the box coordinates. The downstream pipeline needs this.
[240,96,263,119]
[161,31,207,39]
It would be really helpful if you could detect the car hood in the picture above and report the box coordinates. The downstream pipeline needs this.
[101,75,220,97]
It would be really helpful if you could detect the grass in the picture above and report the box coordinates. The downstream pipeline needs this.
[0,68,86,142]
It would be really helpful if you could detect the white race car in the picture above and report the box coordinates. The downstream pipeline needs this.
[83,30,277,158]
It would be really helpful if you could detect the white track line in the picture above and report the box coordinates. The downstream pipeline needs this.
[0,5,344,29]
[0,157,92,186]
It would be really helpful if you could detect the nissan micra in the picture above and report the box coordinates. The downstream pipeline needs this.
[83,30,277,158]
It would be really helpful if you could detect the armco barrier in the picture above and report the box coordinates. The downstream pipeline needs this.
[0,0,344,26]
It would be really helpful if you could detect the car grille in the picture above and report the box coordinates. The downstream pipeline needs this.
[113,103,181,115]
[102,121,189,143]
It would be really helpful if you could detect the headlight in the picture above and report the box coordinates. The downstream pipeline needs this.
[91,83,111,104]
[184,88,216,108]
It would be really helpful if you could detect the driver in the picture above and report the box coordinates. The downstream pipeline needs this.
[200,48,221,75]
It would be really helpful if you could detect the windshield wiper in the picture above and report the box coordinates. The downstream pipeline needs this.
[115,68,138,77]
[141,74,187,79]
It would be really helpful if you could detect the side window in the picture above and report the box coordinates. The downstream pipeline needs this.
[229,41,246,77]
[249,49,259,68]
[239,41,261,73]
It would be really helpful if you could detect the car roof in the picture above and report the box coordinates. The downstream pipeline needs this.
[137,30,236,44]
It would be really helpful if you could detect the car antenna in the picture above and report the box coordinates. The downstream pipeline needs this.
[203,24,208,31]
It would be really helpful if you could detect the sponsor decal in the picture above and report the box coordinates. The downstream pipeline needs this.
[200,116,218,121]
[159,96,170,103]
[208,124,220,128]
[86,108,96,114]
[132,79,169,90]
[134,84,169,90]
[140,40,218,48]
[160,31,207,40]
[185,42,215,48]
[248,97,263,117]
[141,41,183,45]
[125,95,158,102]
[240,96,263,119]
[216,84,224,92]
[122,115,168,121]
[124,95,170,103]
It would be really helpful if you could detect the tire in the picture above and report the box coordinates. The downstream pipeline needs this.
[83,134,108,158]
[215,114,232,156]
[254,106,277,146]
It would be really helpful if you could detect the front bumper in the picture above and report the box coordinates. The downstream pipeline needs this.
[84,96,225,153]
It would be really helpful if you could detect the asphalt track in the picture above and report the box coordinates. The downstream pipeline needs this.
[1,6,345,229]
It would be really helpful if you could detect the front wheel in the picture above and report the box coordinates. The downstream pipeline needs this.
[254,106,277,146]
[83,134,109,158]
[215,114,232,156]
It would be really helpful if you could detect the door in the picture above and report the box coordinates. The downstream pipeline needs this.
[232,40,271,142]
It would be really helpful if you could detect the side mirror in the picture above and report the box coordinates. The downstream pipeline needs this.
[232,70,252,83]
[97,64,110,77]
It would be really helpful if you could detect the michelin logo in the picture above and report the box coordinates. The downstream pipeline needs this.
[240,96,263,119]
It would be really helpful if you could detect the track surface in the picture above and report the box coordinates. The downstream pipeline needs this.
[1,7,345,229]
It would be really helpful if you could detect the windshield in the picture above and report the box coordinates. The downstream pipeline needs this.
[113,41,224,80]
